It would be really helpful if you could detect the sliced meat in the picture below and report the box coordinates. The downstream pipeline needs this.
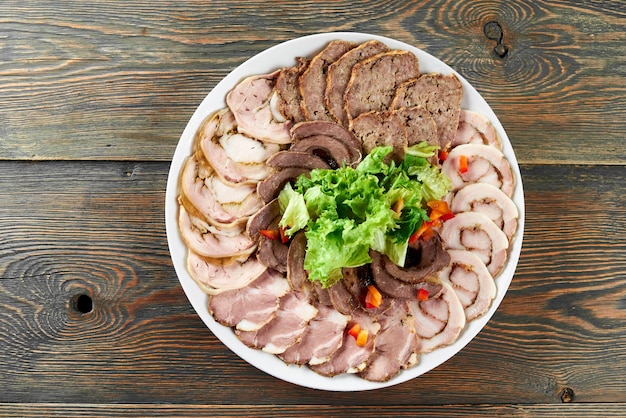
[395,106,439,149]
[236,290,318,354]
[391,73,463,150]
[256,216,289,273]
[325,39,389,126]
[226,70,293,144]
[310,309,381,376]
[266,151,330,170]
[199,108,279,185]
[286,231,309,291]
[187,251,267,295]
[290,134,357,168]
[178,206,256,259]
[358,300,418,382]
[450,182,519,241]
[452,109,502,149]
[370,250,444,300]
[383,232,451,284]
[408,281,466,353]
[246,199,280,241]
[291,120,362,163]
[327,280,360,315]
[279,302,350,366]
[440,211,509,278]
[208,269,291,331]
[275,57,310,123]
[299,40,354,121]
[442,143,515,197]
[345,50,420,125]
[257,166,311,203]
[350,109,407,164]
[437,249,496,321]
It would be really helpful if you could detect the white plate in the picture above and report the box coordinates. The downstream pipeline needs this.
[165,32,525,391]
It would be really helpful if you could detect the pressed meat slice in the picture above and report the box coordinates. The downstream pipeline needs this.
[279,302,350,366]
[437,249,496,321]
[208,269,290,331]
[299,40,354,121]
[452,109,502,149]
[310,309,381,376]
[325,39,389,126]
[350,109,408,164]
[391,73,463,150]
[187,251,267,295]
[408,281,466,353]
[442,143,515,197]
[440,211,509,278]
[226,70,294,144]
[275,57,310,123]
[394,106,439,151]
[344,50,420,126]
[358,300,418,382]
[236,290,318,354]
[450,182,519,241]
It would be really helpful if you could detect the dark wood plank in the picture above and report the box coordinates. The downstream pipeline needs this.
[0,1,624,164]
[0,161,624,405]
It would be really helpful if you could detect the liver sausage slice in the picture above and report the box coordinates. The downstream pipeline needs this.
[391,73,463,149]
[325,40,389,127]
[344,50,420,126]
[299,40,354,121]
[276,57,310,123]
[350,109,408,164]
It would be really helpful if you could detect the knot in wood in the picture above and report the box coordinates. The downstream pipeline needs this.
[560,387,575,403]
[483,21,508,59]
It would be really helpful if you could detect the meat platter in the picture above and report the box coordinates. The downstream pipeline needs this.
[165,32,525,391]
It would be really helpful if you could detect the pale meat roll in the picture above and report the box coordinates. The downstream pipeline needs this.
[442,143,515,197]
[180,156,263,226]
[178,206,257,259]
[450,182,519,241]
[407,281,466,353]
[226,70,294,144]
[198,108,280,185]
[187,251,267,295]
[440,211,509,278]
[437,249,496,321]
[452,109,502,149]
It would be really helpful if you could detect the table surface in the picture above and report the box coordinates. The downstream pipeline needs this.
[1,1,625,416]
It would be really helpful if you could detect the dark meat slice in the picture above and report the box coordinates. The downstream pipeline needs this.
[246,199,280,241]
[257,216,289,273]
[350,109,407,164]
[236,289,318,354]
[290,134,357,168]
[279,302,349,366]
[208,269,291,331]
[391,73,463,150]
[310,308,381,376]
[257,167,311,203]
[266,151,330,170]
[370,250,443,300]
[344,50,420,125]
[342,265,393,315]
[383,231,451,284]
[325,40,389,127]
[276,57,310,123]
[286,231,309,291]
[326,280,360,315]
[299,40,354,121]
[291,120,362,163]
[358,300,418,382]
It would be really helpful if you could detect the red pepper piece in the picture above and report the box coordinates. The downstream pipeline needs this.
[417,288,430,301]
[355,329,369,347]
[259,229,280,240]
[347,323,361,339]
[365,285,383,309]
[459,155,469,174]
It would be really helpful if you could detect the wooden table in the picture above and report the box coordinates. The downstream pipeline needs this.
[1,1,624,416]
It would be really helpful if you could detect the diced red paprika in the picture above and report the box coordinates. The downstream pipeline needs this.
[279,226,290,244]
[347,323,361,339]
[459,155,469,174]
[259,229,280,240]
[355,329,369,347]
[439,149,449,162]
[417,288,430,301]
[365,285,383,309]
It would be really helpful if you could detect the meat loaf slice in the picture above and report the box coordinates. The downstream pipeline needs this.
[299,40,354,121]
[325,40,389,127]
[350,109,408,164]
[276,57,310,123]
[344,50,420,126]
[391,73,463,150]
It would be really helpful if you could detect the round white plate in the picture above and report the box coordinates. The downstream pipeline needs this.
[165,32,525,391]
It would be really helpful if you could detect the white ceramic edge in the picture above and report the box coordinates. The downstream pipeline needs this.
[165,32,525,391]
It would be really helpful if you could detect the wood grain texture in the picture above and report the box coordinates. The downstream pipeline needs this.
[1,1,624,163]
[0,162,624,406]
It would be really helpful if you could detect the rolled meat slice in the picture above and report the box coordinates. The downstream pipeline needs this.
[408,281,466,353]
[442,143,514,197]
[451,109,502,149]
[226,70,294,144]
[187,251,267,295]
[437,249,496,321]
[450,182,519,241]
[208,269,291,331]
[440,211,509,278]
